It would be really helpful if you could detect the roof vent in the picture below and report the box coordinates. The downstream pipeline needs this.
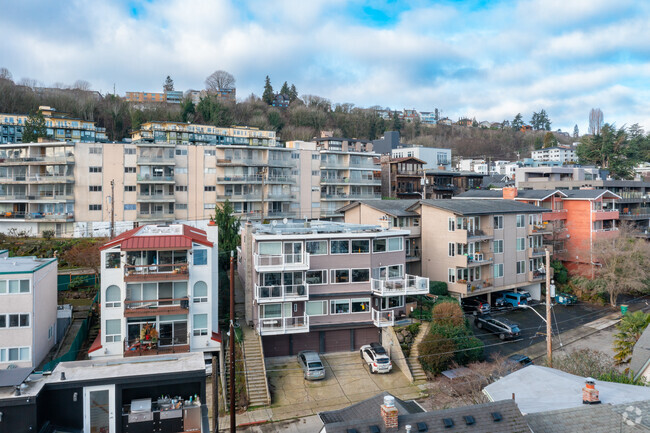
[443,418,454,428]
[417,422,428,432]
[491,412,502,422]
[464,415,475,425]
[369,426,380,433]
[383,395,395,407]
[405,425,412,433]
[346,429,359,433]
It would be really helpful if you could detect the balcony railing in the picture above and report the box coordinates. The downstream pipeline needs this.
[255,284,309,303]
[216,193,262,201]
[124,263,189,281]
[137,212,175,220]
[123,337,190,357]
[137,174,175,182]
[454,279,493,294]
[257,315,309,335]
[529,270,546,281]
[137,156,175,165]
[466,229,492,240]
[136,193,176,202]
[371,275,429,297]
[466,252,494,267]
[123,297,190,317]
[529,247,546,257]
[253,252,310,271]
[372,309,395,327]
[592,209,619,221]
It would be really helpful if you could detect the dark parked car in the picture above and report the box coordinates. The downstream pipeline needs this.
[474,314,521,340]
[461,297,491,314]
[506,354,533,367]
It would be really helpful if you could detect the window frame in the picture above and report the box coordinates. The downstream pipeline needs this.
[330,240,350,255]
[305,300,328,316]
[193,313,208,336]
[193,249,208,266]
[351,298,370,313]
[306,240,328,256]
[516,214,526,228]
[331,269,350,284]
[350,239,370,254]
[306,270,327,285]
[493,263,504,279]
[516,237,526,251]
[493,240,504,254]
[105,319,121,343]
[493,215,504,230]
[351,268,370,283]
[330,299,351,315]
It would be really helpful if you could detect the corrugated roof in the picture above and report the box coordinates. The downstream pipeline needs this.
[121,235,192,250]
[100,224,212,251]
[414,199,550,215]
[337,200,420,217]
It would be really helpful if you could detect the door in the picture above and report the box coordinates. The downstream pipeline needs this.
[83,385,116,433]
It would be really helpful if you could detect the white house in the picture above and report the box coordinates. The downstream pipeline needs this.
[0,253,58,368]
[391,146,452,170]
[89,223,220,359]
[531,146,577,164]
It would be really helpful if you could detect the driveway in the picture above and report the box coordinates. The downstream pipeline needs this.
[265,351,424,419]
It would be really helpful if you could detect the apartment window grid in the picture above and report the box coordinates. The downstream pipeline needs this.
[175,185,188,192]
[124,186,136,192]
[493,263,504,278]
[125,167,136,173]
[0,280,30,294]
[448,268,456,283]
[516,237,526,251]
[89,204,102,211]
[89,147,102,154]
[89,166,102,173]
[493,240,504,254]
[493,215,503,229]
[448,242,455,257]
[516,214,526,228]
[0,313,30,328]
[89,185,102,192]
[516,260,526,274]
[204,186,216,192]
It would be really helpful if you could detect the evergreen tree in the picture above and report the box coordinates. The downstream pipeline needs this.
[573,124,579,138]
[180,98,195,122]
[511,113,523,130]
[22,110,47,143]
[434,108,440,122]
[288,84,298,102]
[262,76,274,105]
[280,81,290,96]
[163,75,174,92]
[211,200,241,319]
[391,111,402,132]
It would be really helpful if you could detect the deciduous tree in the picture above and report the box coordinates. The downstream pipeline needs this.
[589,108,604,135]
[205,70,235,92]
[543,131,557,148]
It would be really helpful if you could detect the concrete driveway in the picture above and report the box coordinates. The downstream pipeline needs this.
[265,351,425,419]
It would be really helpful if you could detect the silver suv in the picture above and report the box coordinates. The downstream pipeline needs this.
[297,350,325,381]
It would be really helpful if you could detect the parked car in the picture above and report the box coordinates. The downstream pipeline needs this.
[360,344,392,374]
[555,292,577,305]
[495,292,529,309]
[506,354,533,368]
[369,342,387,356]
[297,350,326,381]
[461,297,491,314]
[474,314,521,340]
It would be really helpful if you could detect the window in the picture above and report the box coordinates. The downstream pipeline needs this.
[351,268,370,282]
[89,166,102,173]
[331,269,350,283]
[516,214,525,228]
[516,261,526,274]
[176,167,188,174]
[193,249,207,265]
[193,314,208,336]
[388,237,403,251]
[0,347,30,363]
[89,185,102,192]
[204,168,216,174]
[448,268,456,283]
[193,281,208,303]
[351,298,370,313]
[448,242,455,257]
[306,270,327,285]
[105,252,120,269]
[3,280,30,294]
[89,147,102,154]
[124,204,136,210]
[204,186,216,191]
[7,313,29,328]
[124,185,136,192]
[517,237,526,251]
[89,204,102,211]
[105,319,121,343]
[373,239,386,253]
[124,167,136,173]
[493,215,503,229]
[493,263,504,278]
[306,240,327,255]
[331,240,349,254]
[258,242,281,255]
[175,148,188,156]
[493,240,503,254]
[351,240,369,254]
[261,304,282,319]
[204,149,216,156]
[105,285,121,308]
[448,217,455,231]
[175,203,187,210]
[175,185,188,192]
[388,265,403,278]
[330,299,350,314]
[381,296,404,309]
[124,147,136,155]
[306,301,328,316]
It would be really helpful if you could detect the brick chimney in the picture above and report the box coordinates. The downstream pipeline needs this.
[502,187,518,200]
[582,378,601,404]
[381,395,399,429]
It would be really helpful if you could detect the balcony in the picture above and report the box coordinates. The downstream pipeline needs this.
[395,170,423,177]
[136,193,176,202]
[592,209,619,221]
[529,270,546,281]
[371,275,429,297]
[0,155,75,165]
[137,156,176,165]
[217,158,265,166]
[123,297,190,317]
[257,315,309,335]
[217,175,263,183]
[255,284,309,303]
[528,224,552,234]
[266,192,296,201]
[405,250,420,262]
[528,247,546,258]
[267,159,294,167]
[593,227,619,239]
[451,279,493,295]
[123,337,190,357]
[466,252,494,267]
[542,209,567,222]
[124,263,189,282]
[320,193,382,201]
[466,228,492,241]
[372,309,395,327]
[266,176,296,184]
[349,161,377,169]
[137,174,175,183]
[137,212,175,221]
[216,193,262,201]
[253,252,310,272]
[619,209,650,220]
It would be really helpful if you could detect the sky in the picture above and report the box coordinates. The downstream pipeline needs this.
[2,0,650,133]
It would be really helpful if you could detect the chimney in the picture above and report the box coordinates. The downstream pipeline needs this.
[502,187,518,200]
[582,378,600,404]
[380,395,399,429]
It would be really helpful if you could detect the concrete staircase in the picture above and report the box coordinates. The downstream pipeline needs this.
[406,321,431,382]
[241,326,271,407]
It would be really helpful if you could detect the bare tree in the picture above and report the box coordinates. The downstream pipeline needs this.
[0,67,12,82]
[205,70,235,91]
[73,80,91,91]
[588,108,604,135]
[18,77,40,89]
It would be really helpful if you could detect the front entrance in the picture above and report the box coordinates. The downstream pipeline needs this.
[83,385,116,433]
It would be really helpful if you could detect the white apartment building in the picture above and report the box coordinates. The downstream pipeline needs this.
[89,223,220,359]
[531,146,577,164]
[0,253,58,368]
[391,146,452,170]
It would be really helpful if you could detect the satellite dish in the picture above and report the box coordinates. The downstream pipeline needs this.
[283,218,288,224]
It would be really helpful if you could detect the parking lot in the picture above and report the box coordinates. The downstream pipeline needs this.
[265,351,424,416]
[470,301,615,358]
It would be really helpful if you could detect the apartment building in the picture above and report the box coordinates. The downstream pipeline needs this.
[381,156,425,198]
[531,146,577,164]
[0,106,108,144]
[391,146,452,170]
[89,223,219,359]
[125,90,183,104]
[340,199,550,301]
[0,254,57,368]
[238,221,429,357]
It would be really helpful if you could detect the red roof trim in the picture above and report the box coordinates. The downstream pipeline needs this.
[99,226,143,251]
[88,331,103,354]
[211,331,222,343]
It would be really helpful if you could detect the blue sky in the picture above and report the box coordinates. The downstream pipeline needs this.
[2,0,650,134]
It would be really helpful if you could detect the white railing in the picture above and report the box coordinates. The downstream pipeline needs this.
[253,252,310,270]
[370,275,429,297]
[257,315,309,335]
[372,309,395,327]
[255,284,309,303]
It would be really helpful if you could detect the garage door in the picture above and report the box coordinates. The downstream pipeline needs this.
[354,327,380,349]
[325,329,351,353]
[262,335,290,357]
[292,333,319,355]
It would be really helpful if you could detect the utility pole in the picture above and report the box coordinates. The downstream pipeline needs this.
[229,251,236,432]
[110,179,115,238]
[545,248,552,367]
[212,353,218,433]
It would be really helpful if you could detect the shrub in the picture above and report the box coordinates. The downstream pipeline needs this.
[42,229,55,240]
[429,281,448,296]
[418,330,455,375]
[410,309,432,321]
[433,295,460,306]
[432,302,464,327]
[407,322,421,335]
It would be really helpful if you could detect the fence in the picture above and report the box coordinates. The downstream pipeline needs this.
[41,292,99,372]
[57,273,98,291]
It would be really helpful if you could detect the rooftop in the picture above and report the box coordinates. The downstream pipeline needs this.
[250,220,408,237]
[560,189,622,200]
[319,391,423,425]
[411,199,550,215]
[0,256,57,274]
[483,365,650,414]
[455,189,567,201]
[630,326,650,381]
[337,199,420,217]
[100,224,213,251]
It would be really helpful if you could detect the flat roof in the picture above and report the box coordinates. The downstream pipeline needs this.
[251,221,408,238]
[337,199,419,217]
[0,257,56,274]
[412,199,550,215]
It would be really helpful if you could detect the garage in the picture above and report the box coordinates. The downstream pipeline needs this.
[292,332,319,354]
[262,335,290,357]
[354,327,380,349]
[324,329,351,352]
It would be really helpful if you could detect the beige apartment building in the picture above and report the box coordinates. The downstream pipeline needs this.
[341,199,550,301]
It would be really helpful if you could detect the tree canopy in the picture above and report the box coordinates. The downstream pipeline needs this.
[205,70,235,91]
[22,109,47,143]
[262,76,274,105]
[530,109,551,130]
[511,113,523,130]
[163,76,174,92]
